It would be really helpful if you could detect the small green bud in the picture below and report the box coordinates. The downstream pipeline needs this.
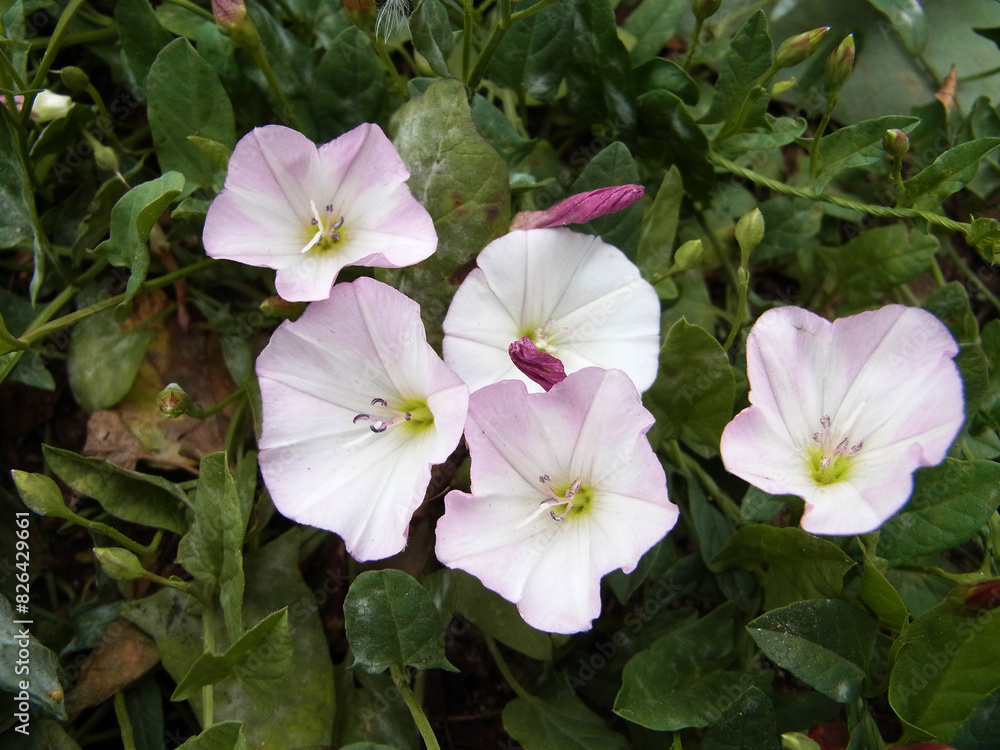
[260,295,307,321]
[692,0,722,22]
[735,208,765,262]
[94,547,147,582]
[672,239,704,272]
[11,470,72,520]
[825,34,855,90]
[883,128,909,158]
[94,143,120,174]
[212,0,262,51]
[344,0,378,33]
[158,383,190,418]
[780,732,822,750]
[59,66,91,92]
[774,27,830,69]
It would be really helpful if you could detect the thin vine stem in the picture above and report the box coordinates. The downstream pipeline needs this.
[940,242,1000,314]
[484,635,536,703]
[390,664,441,750]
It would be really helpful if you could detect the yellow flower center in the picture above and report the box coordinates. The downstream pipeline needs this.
[807,414,863,487]
[301,200,346,255]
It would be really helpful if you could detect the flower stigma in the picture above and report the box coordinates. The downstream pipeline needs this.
[353,396,433,434]
[517,475,595,528]
[301,200,346,254]
[520,320,571,355]
[807,414,864,486]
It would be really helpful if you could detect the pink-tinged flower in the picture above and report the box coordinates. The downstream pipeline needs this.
[442,228,660,393]
[1,91,73,122]
[435,368,678,633]
[721,305,965,536]
[203,124,436,302]
[508,336,566,391]
[256,277,468,561]
[510,185,644,231]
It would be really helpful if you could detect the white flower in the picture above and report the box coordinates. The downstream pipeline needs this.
[442,228,660,393]
[720,305,966,535]
[435,368,678,634]
[257,278,468,561]
[203,123,436,301]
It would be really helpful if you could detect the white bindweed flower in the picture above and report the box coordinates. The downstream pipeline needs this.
[257,277,468,561]
[435,367,678,634]
[720,305,965,536]
[203,123,436,301]
[442,228,660,393]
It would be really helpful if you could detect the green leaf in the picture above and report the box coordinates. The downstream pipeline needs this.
[622,0,687,65]
[923,281,979,344]
[4,719,81,750]
[123,530,335,748]
[42,445,188,534]
[857,545,910,633]
[147,38,236,191]
[177,452,245,644]
[702,687,780,750]
[92,172,186,320]
[811,115,919,191]
[863,0,927,54]
[633,58,699,106]
[175,722,247,750]
[313,27,392,140]
[709,526,853,610]
[718,115,807,163]
[952,686,1000,750]
[410,0,454,77]
[488,0,574,104]
[877,459,1000,561]
[123,673,164,750]
[637,90,713,201]
[345,569,456,673]
[645,319,735,449]
[889,595,1000,741]
[1,595,67,720]
[749,600,877,703]
[636,165,683,287]
[66,299,155,412]
[565,0,637,135]
[172,609,292,715]
[827,225,939,311]
[471,95,536,167]
[904,137,1000,210]
[614,602,748,731]
[966,216,1000,265]
[334,666,421,748]
[740,486,803,525]
[387,78,510,347]
[703,9,773,126]
[570,142,642,256]
[753,196,822,263]
[115,0,174,84]
[503,690,630,750]
[0,108,34,251]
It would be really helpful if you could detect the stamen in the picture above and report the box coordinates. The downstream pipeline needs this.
[549,504,573,522]
[850,440,864,454]
[332,216,345,230]
[835,438,850,454]
[812,432,820,442]
[301,200,324,254]
[353,414,369,424]
[820,415,831,429]
[404,412,412,421]
[372,397,388,407]
[326,204,334,213]
[820,456,831,468]
[370,421,387,433]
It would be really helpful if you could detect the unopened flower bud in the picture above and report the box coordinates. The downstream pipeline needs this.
[158,383,190,418]
[780,733,821,750]
[29,90,73,122]
[212,0,262,51]
[260,295,307,321]
[960,580,1000,612]
[509,337,566,392]
[344,0,377,34]
[775,27,830,69]
[883,129,909,158]
[11,470,72,520]
[692,0,722,21]
[735,207,765,262]
[825,34,854,90]
[94,547,147,582]
[673,239,703,272]
[59,66,91,92]
[510,185,645,231]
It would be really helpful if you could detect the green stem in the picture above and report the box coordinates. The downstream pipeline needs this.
[807,106,833,185]
[940,242,1000,314]
[716,62,779,142]
[722,267,749,352]
[202,600,215,728]
[958,64,1000,83]
[390,664,441,750]
[710,152,972,234]
[187,389,245,419]
[484,635,536,703]
[895,564,985,584]
[988,513,1000,574]
[20,258,219,346]
[509,0,559,22]
[248,46,299,127]
[466,0,513,94]
[114,692,137,750]
[372,37,409,100]
[684,18,705,71]
[463,0,474,77]
[929,257,947,288]
[26,0,89,103]
[696,211,737,287]
[161,0,217,22]
[27,25,118,51]
[665,440,743,526]
[224,394,250,457]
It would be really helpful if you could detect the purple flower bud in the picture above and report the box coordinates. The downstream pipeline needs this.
[883,128,910,159]
[775,27,830,69]
[509,337,567,391]
[825,34,855,90]
[961,580,1000,612]
[510,185,644,231]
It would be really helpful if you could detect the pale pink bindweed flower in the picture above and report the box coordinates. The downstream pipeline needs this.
[720,305,965,536]
[442,228,660,394]
[256,278,468,561]
[435,367,678,634]
[203,123,436,301]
